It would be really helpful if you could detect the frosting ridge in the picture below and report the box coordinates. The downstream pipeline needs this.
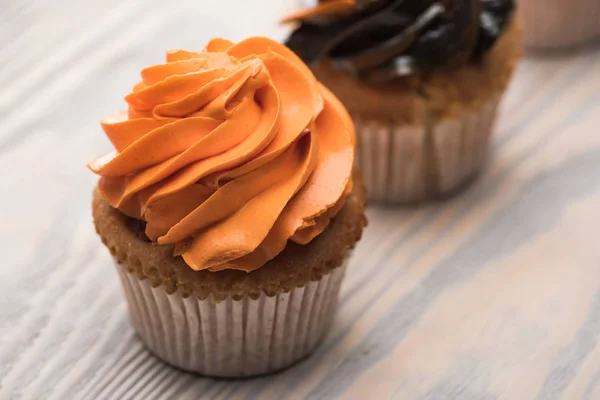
[89,37,354,272]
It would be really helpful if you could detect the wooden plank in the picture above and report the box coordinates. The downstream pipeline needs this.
[1,1,600,399]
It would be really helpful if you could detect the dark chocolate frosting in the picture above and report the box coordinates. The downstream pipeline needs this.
[285,0,515,81]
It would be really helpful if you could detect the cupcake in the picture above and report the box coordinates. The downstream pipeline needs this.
[89,36,366,377]
[517,0,600,48]
[283,0,521,203]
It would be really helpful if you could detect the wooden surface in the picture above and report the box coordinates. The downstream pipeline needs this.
[2,1,600,399]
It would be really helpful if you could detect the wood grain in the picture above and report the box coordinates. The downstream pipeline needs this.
[2,1,600,399]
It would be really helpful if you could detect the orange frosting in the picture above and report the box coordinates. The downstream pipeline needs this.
[281,0,356,23]
[89,37,355,273]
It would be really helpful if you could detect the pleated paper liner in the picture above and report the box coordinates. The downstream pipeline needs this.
[355,96,501,204]
[115,258,348,378]
[517,0,600,49]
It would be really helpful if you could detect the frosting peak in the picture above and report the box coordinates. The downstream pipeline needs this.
[89,37,354,272]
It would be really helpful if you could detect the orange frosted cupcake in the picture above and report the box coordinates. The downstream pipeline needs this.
[89,37,366,377]
[283,0,521,203]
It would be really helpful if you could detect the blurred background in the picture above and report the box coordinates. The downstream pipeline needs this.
[2,1,600,399]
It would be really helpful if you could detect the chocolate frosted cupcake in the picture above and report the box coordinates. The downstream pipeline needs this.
[284,0,521,203]
[89,37,366,377]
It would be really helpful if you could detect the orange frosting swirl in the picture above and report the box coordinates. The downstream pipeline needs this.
[281,0,356,23]
[89,37,355,273]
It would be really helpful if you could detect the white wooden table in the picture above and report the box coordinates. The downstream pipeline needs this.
[2,1,600,399]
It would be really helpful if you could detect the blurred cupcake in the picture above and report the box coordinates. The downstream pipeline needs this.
[89,37,366,377]
[517,0,600,48]
[284,0,521,203]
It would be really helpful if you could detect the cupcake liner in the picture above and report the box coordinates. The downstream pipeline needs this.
[355,96,500,204]
[115,258,349,378]
[518,0,600,48]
